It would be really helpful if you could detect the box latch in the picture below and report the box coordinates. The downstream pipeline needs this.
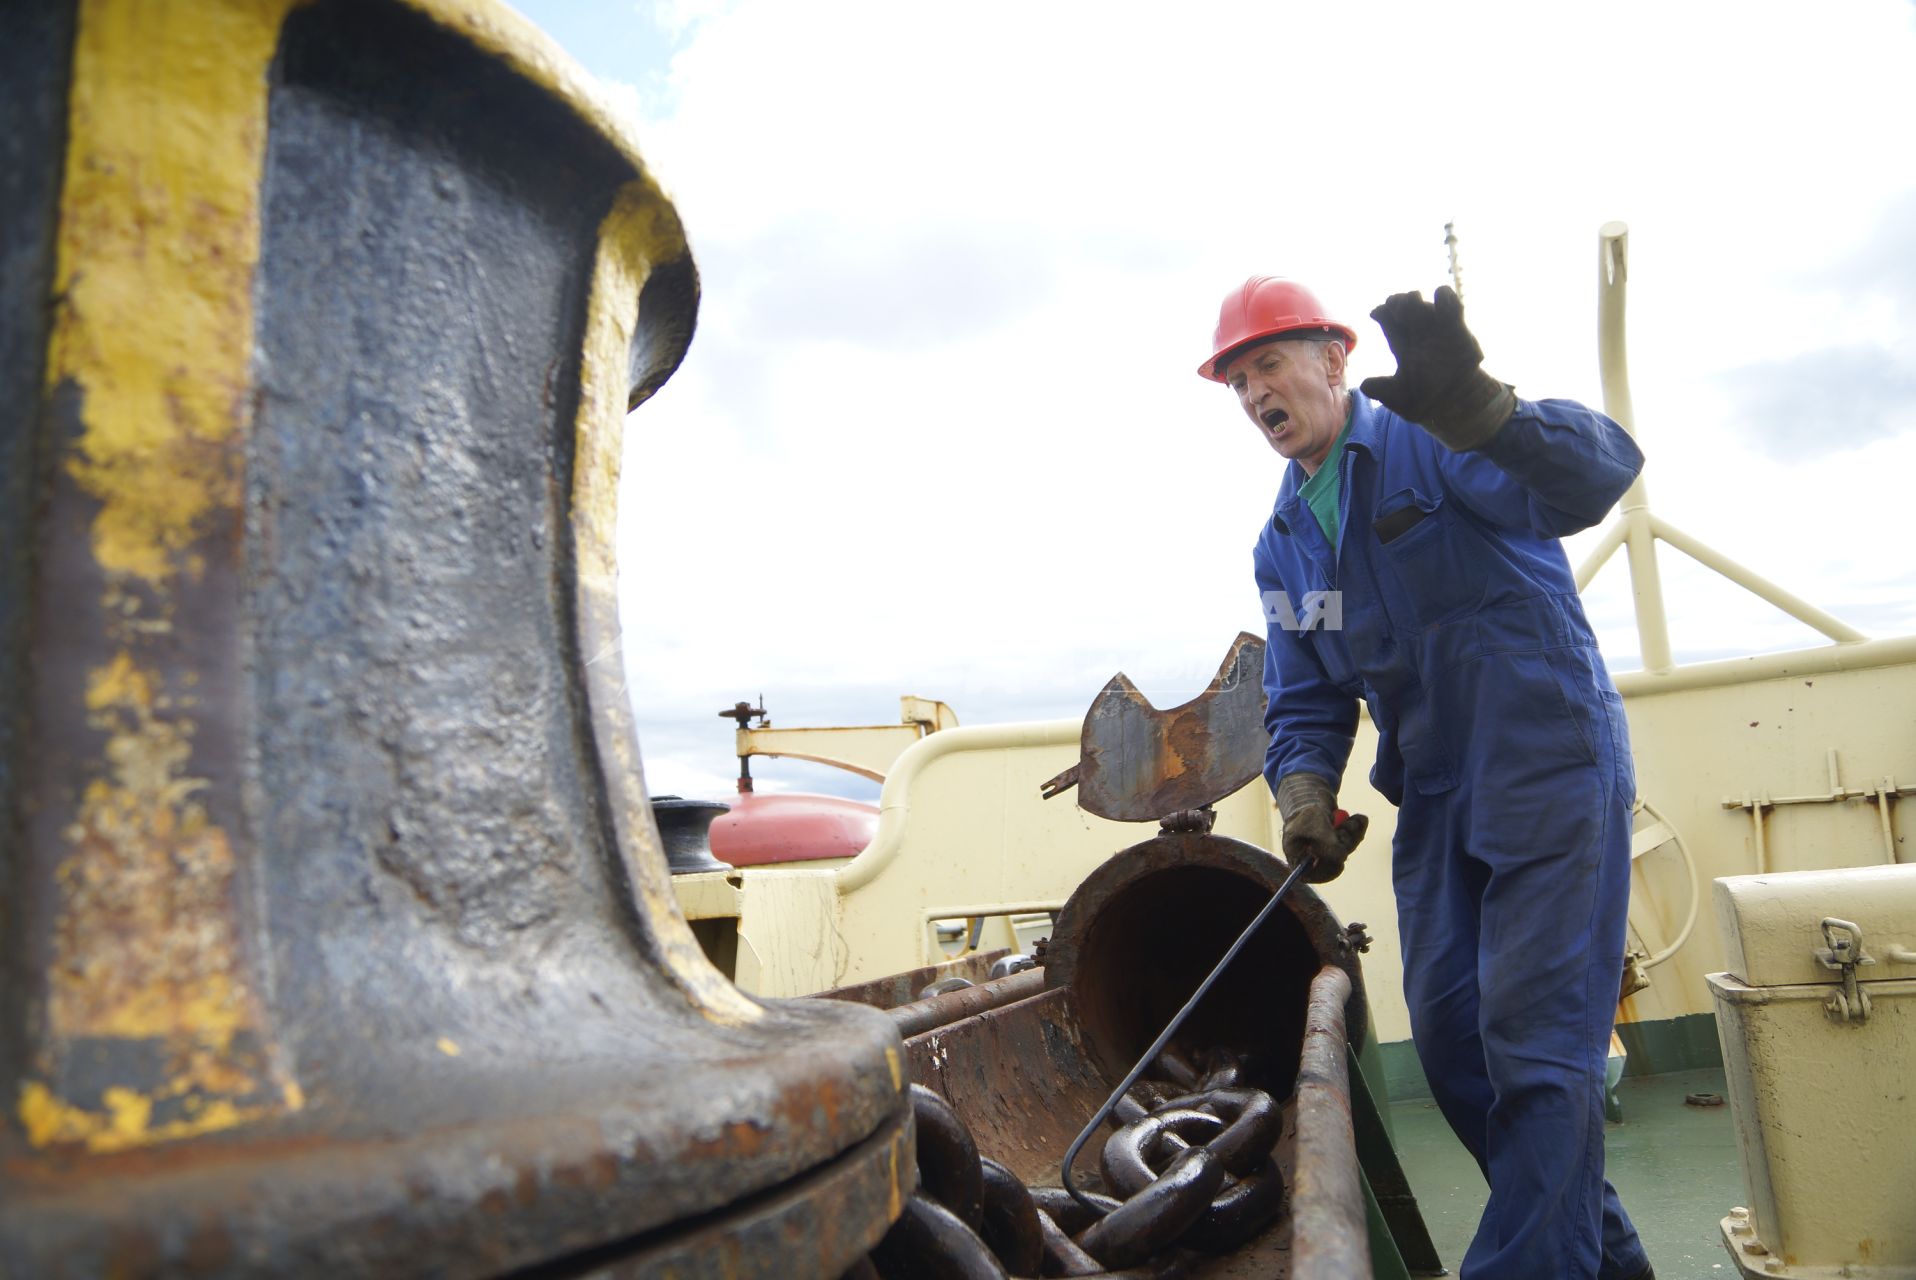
[1813,917,1877,1024]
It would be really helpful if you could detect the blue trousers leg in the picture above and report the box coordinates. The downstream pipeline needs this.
[1394,774,1649,1280]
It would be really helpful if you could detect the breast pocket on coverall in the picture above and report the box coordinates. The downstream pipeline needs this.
[1371,487,1491,631]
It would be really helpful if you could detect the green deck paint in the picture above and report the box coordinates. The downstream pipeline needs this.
[1389,1067,1744,1277]
[1378,1012,1725,1104]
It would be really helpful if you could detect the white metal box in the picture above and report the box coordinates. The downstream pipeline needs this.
[1707,864,1916,1278]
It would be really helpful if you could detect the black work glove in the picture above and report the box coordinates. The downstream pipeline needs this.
[1275,773,1368,884]
[1358,286,1516,451]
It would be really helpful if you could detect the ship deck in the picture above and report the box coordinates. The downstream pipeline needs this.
[1390,1066,1743,1276]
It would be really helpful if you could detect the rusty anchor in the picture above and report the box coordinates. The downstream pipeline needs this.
[1040,632,1268,823]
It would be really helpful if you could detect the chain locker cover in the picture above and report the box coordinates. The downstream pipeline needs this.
[1707,864,1916,1276]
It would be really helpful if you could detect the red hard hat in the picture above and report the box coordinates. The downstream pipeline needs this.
[1198,277,1357,382]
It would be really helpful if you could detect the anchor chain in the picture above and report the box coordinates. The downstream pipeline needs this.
[843,1064,1289,1279]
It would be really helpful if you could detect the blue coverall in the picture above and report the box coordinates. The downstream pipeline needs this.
[1254,391,1651,1280]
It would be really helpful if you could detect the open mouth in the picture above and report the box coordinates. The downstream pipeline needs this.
[1261,408,1289,431]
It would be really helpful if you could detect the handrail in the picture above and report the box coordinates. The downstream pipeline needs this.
[1611,633,1916,698]
[834,719,1081,892]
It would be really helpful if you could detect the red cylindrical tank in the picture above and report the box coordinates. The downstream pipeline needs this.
[708,789,881,866]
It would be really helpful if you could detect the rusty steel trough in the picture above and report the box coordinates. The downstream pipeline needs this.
[875,831,1375,1278]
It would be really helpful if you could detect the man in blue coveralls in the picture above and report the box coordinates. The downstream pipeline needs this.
[1199,278,1654,1280]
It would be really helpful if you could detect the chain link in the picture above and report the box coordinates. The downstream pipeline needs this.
[847,1056,1289,1279]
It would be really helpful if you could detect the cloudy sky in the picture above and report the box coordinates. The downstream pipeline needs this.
[513,0,1916,802]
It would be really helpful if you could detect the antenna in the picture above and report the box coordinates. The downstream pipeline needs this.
[1444,221,1464,303]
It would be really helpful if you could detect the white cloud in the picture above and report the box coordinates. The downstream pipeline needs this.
[516,0,1916,791]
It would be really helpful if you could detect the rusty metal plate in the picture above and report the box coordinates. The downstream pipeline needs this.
[902,986,1112,1189]
[1076,632,1268,822]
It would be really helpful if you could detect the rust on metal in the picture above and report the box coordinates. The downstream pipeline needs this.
[870,827,1377,1276]
[1288,966,1370,1280]
[902,986,1113,1188]
[558,1107,914,1278]
[1038,762,1080,800]
[815,950,1013,1012]
[1042,831,1368,1100]
[1072,632,1268,822]
[887,968,1047,1039]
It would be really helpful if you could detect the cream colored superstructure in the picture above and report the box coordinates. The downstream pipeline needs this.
[712,638,1916,1044]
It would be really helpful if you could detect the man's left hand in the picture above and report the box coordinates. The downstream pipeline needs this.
[1275,773,1369,884]
[1283,805,1369,883]
[1358,286,1516,451]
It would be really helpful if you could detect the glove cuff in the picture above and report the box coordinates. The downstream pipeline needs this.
[1425,373,1516,451]
[1275,772,1336,822]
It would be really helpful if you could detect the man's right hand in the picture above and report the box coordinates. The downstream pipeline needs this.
[1358,286,1515,452]
[1275,773,1369,883]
